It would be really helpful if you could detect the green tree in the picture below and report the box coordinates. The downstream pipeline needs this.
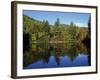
[42,20,50,33]
[88,16,91,36]
[54,18,60,27]
[67,22,77,41]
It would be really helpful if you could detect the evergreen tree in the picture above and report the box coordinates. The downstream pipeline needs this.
[55,18,60,27]
[88,16,91,36]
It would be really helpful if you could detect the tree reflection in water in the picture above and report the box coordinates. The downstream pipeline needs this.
[23,42,90,69]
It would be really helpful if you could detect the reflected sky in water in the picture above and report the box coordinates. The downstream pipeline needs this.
[24,54,89,69]
[23,42,90,69]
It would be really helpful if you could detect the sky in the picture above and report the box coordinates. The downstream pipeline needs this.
[23,10,90,27]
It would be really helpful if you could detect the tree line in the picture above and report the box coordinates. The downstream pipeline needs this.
[23,15,90,50]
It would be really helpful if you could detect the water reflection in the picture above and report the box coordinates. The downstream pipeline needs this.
[23,42,90,69]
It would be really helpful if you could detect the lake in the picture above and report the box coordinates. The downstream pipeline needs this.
[23,42,90,69]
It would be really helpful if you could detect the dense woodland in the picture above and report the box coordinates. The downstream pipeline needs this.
[23,15,91,67]
[23,15,91,51]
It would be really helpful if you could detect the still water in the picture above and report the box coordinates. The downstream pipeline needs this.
[23,42,90,69]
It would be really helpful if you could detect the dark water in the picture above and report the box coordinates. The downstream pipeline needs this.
[23,42,90,69]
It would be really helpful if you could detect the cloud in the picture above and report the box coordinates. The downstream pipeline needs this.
[75,23,88,27]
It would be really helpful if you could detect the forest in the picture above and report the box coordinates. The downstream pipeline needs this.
[23,14,90,51]
[23,14,91,68]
